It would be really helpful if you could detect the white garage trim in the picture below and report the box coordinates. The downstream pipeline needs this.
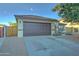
[17,19,23,37]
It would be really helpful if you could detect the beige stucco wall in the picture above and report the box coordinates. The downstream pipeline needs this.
[51,22,59,35]
[23,19,54,23]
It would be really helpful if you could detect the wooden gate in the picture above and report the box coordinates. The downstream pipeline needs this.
[6,26,17,37]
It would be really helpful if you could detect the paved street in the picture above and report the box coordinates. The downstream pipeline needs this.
[0,36,79,56]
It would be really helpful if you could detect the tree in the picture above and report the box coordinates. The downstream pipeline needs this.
[8,22,17,26]
[52,3,79,33]
[53,3,79,22]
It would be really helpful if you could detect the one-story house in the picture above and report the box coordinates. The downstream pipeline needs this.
[15,15,58,37]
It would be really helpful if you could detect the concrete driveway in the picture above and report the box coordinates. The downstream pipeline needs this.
[0,35,79,56]
[24,36,79,56]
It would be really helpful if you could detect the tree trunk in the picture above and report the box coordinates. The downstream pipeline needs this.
[71,21,73,33]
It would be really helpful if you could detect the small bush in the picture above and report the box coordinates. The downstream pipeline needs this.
[53,33,62,36]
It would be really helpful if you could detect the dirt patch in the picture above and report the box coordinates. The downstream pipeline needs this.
[61,34,79,43]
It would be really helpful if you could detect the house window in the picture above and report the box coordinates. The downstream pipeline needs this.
[74,28,78,32]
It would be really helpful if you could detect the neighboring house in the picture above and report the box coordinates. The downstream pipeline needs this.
[15,15,58,37]
[65,23,79,34]
[0,23,17,38]
[0,24,4,37]
[59,19,79,34]
[0,24,6,38]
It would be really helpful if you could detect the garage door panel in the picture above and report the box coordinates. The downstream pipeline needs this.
[23,22,51,36]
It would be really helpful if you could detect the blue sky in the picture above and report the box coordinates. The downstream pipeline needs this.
[0,3,60,25]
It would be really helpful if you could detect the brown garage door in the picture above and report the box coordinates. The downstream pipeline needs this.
[23,22,51,36]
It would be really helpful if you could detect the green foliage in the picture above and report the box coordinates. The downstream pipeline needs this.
[8,22,17,26]
[52,3,79,23]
